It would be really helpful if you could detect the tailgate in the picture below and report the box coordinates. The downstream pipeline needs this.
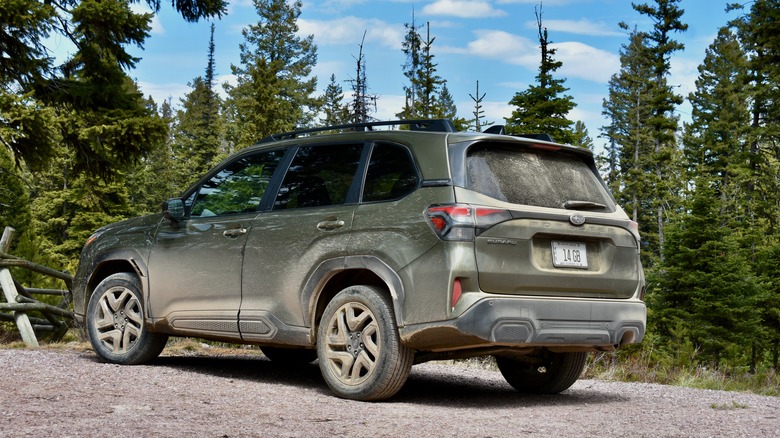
[475,218,641,298]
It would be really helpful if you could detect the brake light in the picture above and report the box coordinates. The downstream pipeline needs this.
[425,204,512,241]
[530,143,561,151]
[452,278,463,309]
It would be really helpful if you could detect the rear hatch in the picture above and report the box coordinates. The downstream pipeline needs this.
[456,141,641,299]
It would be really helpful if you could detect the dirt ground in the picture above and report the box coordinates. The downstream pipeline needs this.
[1,345,779,437]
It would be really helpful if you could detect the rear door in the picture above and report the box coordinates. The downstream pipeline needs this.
[239,143,364,340]
[459,143,642,299]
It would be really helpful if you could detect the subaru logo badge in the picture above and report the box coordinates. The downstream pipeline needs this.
[570,214,586,226]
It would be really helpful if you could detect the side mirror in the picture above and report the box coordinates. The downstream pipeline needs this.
[162,198,185,224]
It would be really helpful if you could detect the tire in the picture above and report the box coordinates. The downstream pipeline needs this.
[317,285,413,401]
[495,351,587,394]
[86,273,168,365]
[261,346,317,365]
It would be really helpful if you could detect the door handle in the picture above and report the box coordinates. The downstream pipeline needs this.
[223,228,248,238]
[316,220,345,231]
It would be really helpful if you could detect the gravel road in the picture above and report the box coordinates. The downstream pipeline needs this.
[1,347,778,437]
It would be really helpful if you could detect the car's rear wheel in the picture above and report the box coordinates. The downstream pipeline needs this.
[317,285,413,401]
[261,346,317,365]
[495,351,587,394]
[86,273,168,365]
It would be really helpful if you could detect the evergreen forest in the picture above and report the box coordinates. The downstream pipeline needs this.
[1,0,780,390]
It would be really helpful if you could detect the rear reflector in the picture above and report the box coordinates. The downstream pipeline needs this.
[452,278,463,309]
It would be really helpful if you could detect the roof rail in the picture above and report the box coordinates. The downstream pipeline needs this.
[259,119,456,143]
[482,125,555,143]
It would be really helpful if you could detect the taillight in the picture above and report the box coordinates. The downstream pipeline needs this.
[425,204,512,241]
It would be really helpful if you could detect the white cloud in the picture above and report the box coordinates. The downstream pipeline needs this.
[216,74,238,100]
[373,94,406,121]
[552,41,619,83]
[137,81,190,107]
[299,17,404,49]
[542,19,624,37]
[455,30,538,68]
[670,56,700,99]
[422,0,507,18]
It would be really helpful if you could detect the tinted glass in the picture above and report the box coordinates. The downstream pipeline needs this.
[362,143,419,202]
[274,144,363,210]
[190,150,284,217]
[466,145,613,210]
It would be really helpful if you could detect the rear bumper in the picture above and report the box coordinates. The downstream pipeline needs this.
[399,296,646,352]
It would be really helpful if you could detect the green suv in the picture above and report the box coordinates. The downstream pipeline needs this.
[73,119,646,401]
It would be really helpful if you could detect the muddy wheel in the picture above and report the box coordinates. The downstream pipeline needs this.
[86,273,168,365]
[317,285,413,401]
[495,351,587,394]
[261,346,317,365]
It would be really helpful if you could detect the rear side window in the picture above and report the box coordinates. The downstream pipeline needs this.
[466,145,613,210]
[274,144,363,209]
[362,143,419,202]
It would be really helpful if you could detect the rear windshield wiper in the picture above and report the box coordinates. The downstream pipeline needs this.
[563,200,607,210]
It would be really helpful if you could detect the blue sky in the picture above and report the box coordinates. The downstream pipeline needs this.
[115,0,738,146]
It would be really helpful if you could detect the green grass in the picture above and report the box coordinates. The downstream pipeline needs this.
[585,351,780,397]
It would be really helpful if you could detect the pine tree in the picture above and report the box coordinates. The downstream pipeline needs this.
[730,0,780,370]
[126,98,181,214]
[172,25,224,181]
[627,0,687,264]
[321,74,348,126]
[397,10,423,119]
[653,27,755,366]
[654,175,762,368]
[0,148,32,235]
[572,121,593,150]
[601,29,656,223]
[684,27,751,212]
[506,5,576,144]
[347,32,377,123]
[1,0,223,177]
[417,22,445,118]
[225,0,318,146]
[601,1,686,266]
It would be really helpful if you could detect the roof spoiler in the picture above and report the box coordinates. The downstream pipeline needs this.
[482,125,554,143]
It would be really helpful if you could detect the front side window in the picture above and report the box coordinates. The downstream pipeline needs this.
[362,143,419,202]
[274,144,363,210]
[467,145,613,211]
[190,150,284,217]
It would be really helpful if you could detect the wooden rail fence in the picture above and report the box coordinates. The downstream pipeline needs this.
[0,226,74,346]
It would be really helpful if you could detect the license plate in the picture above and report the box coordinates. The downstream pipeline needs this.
[551,241,588,269]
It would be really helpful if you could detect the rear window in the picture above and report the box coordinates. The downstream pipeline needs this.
[466,145,613,211]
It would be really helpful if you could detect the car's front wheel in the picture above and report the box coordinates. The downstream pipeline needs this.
[86,273,168,365]
[495,351,587,394]
[317,285,413,401]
